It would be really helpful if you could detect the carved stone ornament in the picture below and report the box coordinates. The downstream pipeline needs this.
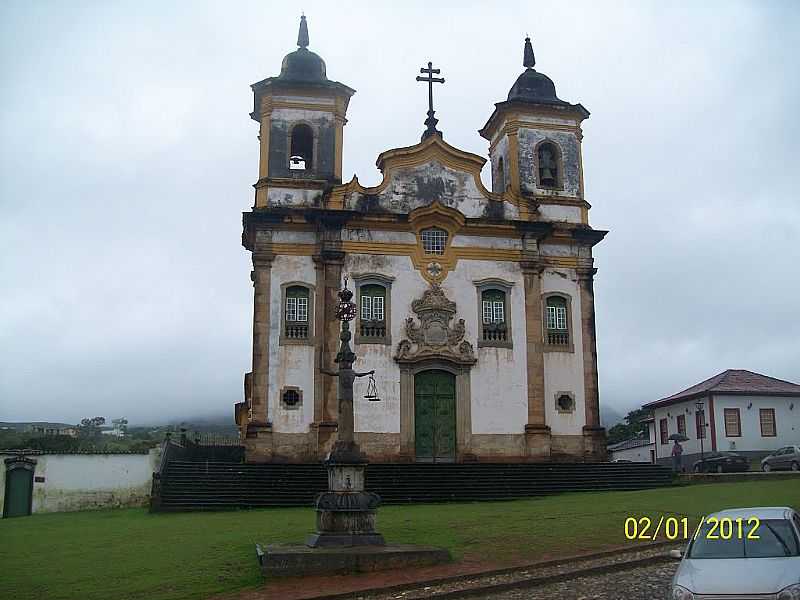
[394,284,476,366]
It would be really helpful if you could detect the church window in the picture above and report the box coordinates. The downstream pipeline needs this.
[543,294,573,351]
[289,123,314,171]
[359,284,386,339]
[481,289,507,342]
[536,141,560,189]
[281,284,313,344]
[353,274,394,345]
[475,279,514,349]
[556,392,575,413]
[420,227,448,255]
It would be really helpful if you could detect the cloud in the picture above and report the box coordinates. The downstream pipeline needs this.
[1,0,798,424]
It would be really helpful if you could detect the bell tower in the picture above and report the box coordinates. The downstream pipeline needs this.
[479,36,590,224]
[250,16,355,208]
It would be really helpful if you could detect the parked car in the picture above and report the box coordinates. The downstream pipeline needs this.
[693,452,749,473]
[671,506,800,599]
[761,445,800,472]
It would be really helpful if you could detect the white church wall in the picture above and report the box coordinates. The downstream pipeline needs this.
[541,268,586,436]
[451,260,528,435]
[452,234,522,250]
[269,254,317,433]
[348,253,420,434]
[537,204,582,223]
[345,159,520,220]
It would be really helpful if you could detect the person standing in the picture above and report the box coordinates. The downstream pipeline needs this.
[671,440,684,473]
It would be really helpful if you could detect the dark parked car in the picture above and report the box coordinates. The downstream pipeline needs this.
[761,445,800,472]
[693,452,749,473]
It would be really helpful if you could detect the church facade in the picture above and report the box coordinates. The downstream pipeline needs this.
[235,16,608,464]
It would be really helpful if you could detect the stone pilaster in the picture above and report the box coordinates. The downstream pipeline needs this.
[518,224,553,460]
[577,265,606,461]
[522,261,551,459]
[245,248,274,462]
[311,217,346,459]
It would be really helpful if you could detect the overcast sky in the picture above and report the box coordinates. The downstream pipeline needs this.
[1,1,798,426]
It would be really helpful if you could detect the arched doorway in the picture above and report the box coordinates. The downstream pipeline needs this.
[414,370,456,463]
[3,459,35,518]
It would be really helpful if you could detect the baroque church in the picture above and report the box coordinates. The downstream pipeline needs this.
[235,16,607,464]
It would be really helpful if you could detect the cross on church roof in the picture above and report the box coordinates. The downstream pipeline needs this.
[416,61,445,141]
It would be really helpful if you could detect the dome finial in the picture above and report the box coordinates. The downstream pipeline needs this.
[523,35,535,69]
[297,15,309,49]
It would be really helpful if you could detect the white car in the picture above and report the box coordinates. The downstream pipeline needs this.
[671,507,800,599]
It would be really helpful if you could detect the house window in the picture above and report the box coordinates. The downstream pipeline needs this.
[420,227,448,255]
[724,408,741,437]
[359,284,386,339]
[544,295,570,347]
[760,408,776,437]
[695,409,706,439]
[481,289,507,342]
[537,141,560,189]
[281,284,313,344]
[677,414,687,437]
[659,418,668,445]
[353,274,394,345]
[289,123,313,170]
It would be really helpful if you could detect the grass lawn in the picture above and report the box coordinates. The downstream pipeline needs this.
[2,480,798,600]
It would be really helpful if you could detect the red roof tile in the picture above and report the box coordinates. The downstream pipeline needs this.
[644,369,800,409]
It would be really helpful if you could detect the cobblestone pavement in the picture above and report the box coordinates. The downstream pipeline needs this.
[468,561,678,600]
[355,545,680,600]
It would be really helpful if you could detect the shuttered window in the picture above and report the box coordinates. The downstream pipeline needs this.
[659,418,668,445]
[724,408,741,437]
[759,408,776,437]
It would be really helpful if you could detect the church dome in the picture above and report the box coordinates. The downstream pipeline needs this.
[506,36,565,105]
[278,16,328,83]
[280,48,327,82]
[507,69,559,103]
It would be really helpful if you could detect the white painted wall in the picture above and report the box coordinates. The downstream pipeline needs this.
[610,444,653,462]
[650,394,799,460]
[541,268,586,436]
[268,254,317,433]
[266,245,590,440]
[0,450,159,515]
[712,395,800,453]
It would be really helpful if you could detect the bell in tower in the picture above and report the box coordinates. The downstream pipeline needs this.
[249,16,355,208]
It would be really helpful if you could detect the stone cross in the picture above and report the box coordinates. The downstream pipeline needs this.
[416,61,445,140]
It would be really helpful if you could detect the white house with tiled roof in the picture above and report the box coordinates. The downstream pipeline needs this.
[643,370,800,466]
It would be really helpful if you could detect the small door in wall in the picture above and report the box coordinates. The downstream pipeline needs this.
[3,466,34,518]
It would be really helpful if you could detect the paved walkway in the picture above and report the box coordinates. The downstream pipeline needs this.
[467,562,678,599]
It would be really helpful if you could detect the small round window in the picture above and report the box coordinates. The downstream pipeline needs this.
[282,389,301,408]
[557,394,575,412]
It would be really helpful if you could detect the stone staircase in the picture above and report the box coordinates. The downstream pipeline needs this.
[153,460,673,511]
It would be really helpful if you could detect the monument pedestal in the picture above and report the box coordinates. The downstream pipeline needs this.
[306,454,385,548]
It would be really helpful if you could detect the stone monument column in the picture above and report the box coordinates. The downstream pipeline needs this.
[307,280,384,548]
[577,265,606,461]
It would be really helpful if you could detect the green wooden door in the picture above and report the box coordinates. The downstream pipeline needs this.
[414,370,456,463]
[3,468,33,518]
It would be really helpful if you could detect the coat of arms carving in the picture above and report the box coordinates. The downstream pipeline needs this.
[394,284,476,365]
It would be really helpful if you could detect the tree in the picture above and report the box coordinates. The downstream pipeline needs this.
[607,408,651,445]
[78,416,106,439]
